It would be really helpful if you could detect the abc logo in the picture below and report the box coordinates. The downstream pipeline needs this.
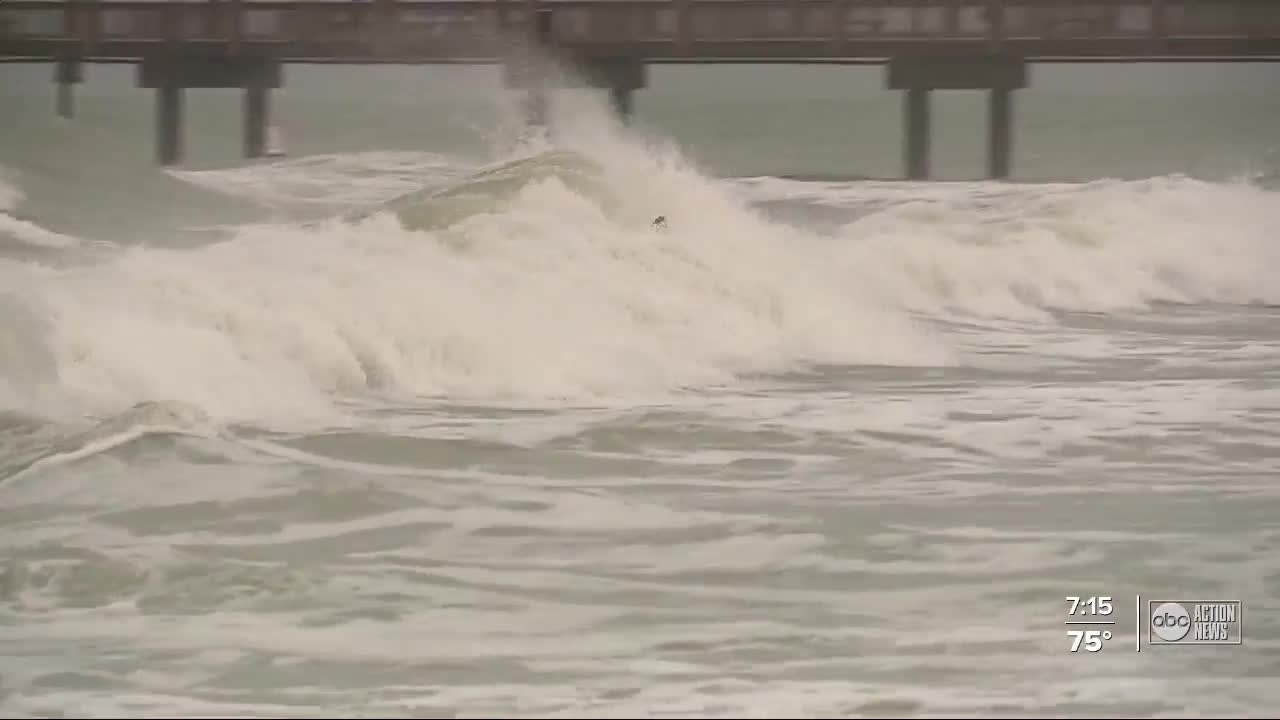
[1151,602,1191,641]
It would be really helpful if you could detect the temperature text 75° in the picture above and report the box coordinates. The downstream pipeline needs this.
[1068,629,1112,652]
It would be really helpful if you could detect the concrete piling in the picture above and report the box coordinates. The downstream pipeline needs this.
[988,87,1013,180]
[904,88,931,181]
[53,57,82,119]
[609,86,633,123]
[138,48,281,167]
[156,84,183,166]
[243,83,268,158]
[888,54,1026,180]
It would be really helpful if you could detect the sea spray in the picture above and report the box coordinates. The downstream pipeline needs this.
[736,173,1280,321]
[835,175,1280,320]
[5,91,1278,428]
[0,96,951,426]
[166,151,469,213]
[0,164,22,213]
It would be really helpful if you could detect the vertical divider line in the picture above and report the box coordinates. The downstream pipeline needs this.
[1136,594,1141,652]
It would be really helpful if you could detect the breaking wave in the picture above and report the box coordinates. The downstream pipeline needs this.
[1,94,1277,428]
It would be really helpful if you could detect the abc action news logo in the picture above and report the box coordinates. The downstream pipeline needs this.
[1148,600,1243,645]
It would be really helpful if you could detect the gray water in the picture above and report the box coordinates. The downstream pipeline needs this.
[1,61,1279,717]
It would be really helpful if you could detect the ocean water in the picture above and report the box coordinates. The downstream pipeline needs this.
[1,60,1279,717]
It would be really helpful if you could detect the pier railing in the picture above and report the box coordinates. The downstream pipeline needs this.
[4,0,1280,62]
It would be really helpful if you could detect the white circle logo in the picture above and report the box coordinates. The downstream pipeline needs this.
[1151,602,1191,642]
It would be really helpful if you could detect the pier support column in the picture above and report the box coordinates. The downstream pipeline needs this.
[156,84,184,166]
[139,48,282,167]
[886,54,1026,182]
[609,85,633,124]
[54,57,82,119]
[904,88,931,181]
[525,90,549,128]
[526,7,553,128]
[56,82,75,119]
[988,87,1013,180]
[244,83,269,158]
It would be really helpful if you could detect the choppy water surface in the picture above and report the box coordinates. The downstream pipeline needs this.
[1,63,1279,717]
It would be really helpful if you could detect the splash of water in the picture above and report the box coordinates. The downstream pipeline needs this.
[0,164,21,213]
[2,91,1278,429]
[805,175,1280,321]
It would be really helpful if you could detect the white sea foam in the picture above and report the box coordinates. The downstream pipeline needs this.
[0,164,22,212]
[0,164,86,250]
[741,173,1280,321]
[167,150,468,210]
[2,93,1278,428]
[0,212,83,250]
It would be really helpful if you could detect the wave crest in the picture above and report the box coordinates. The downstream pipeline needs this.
[3,93,1276,427]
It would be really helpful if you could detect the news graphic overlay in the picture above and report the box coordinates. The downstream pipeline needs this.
[1065,596,1116,653]
[1147,600,1243,646]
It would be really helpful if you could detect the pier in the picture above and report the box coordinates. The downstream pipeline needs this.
[3,0,1279,176]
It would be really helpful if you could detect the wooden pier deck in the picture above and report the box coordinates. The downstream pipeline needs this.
[4,0,1278,175]
[4,0,1280,64]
